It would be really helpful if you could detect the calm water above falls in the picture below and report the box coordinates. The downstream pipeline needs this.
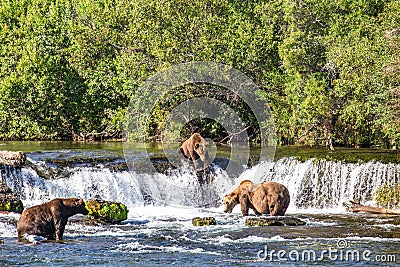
[1,146,399,266]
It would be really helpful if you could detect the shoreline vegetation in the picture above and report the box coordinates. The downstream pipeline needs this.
[0,141,398,164]
[0,0,399,149]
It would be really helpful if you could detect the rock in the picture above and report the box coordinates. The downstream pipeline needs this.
[85,199,128,224]
[0,183,24,213]
[0,151,26,167]
[245,217,306,227]
[192,217,216,226]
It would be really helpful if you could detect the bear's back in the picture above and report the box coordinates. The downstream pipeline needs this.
[17,202,54,238]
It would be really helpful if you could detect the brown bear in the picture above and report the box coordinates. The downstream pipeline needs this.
[177,133,210,173]
[17,198,89,241]
[223,180,290,216]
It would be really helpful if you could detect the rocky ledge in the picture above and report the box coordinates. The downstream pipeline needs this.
[245,217,306,226]
[0,150,26,167]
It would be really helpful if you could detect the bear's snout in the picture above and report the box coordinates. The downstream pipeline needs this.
[223,206,229,213]
[223,198,234,213]
[80,205,89,215]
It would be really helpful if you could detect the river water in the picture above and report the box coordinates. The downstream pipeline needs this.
[0,143,399,266]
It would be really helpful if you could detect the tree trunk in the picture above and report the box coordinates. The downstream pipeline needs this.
[323,122,335,151]
[348,201,400,215]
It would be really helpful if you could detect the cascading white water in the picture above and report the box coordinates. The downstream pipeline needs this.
[136,165,234,207]
[1,156,399,210]
[238,157,400,209]
[1,164,144,208]
[0,156,235,208]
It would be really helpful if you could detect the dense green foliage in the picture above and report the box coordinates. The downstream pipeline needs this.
[374,183,400,208]
[0,0,399,148]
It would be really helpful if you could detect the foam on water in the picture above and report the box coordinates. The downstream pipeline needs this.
[0,221,17,237]
[0,213,20,237]
[128,204,215,220]
[115,241,222,255]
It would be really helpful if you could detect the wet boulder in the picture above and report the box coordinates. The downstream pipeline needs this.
[245,217,306,226]
[192,217,217,226]
[0,183,24,213]
[85,199,128,224]
[0,151,26,167]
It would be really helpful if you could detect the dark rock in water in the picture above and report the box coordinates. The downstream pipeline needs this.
[85,199,128,224]
[0,183,24,213]
[0,151,26,167]
[192,217,217,226]
[245,217,306,227]
[26,151,129,180]
[78,217,111,226]
[133,155,176,174]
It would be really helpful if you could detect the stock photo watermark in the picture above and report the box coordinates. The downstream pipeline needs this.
[257,239,397,263]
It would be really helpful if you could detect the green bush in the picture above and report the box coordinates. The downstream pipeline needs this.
[85,199,128,223]
[0,0,399,147]
[374,183,400,208]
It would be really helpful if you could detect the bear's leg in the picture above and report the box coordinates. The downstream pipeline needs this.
[187,150,197,168]
[252,208,262,216]
[239,195,250,216]
[241,206,249,216]
[54,218,67,240]
[269,204,280,216]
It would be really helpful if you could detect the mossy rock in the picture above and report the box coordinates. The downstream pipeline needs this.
[374,183,400,209]
[245,217,306,227]
[85,199,128,224]
[0,201,24,214]
[192,217,216,226]
[0,184,24,213]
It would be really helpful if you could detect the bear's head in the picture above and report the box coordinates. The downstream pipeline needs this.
[223,193,239,213]
[192,133,209,164]
[63,198,89,215]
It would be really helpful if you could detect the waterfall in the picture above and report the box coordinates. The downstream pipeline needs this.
[0,155,234,208]
[1,154,399,210]
[1,164,144,208]
[241,157,400,209]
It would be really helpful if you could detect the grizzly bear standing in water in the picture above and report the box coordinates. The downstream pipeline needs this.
[17,198,88,241]
[223,180,290,216]
[177,133,210,173]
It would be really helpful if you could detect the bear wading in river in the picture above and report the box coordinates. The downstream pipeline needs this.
[177,133,211,183]
[223,180,290,216]
[17,198,89,241]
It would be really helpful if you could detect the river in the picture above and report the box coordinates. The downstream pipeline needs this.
[0,142,399,266]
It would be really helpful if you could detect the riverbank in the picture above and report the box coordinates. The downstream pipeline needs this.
[0,141,398,164]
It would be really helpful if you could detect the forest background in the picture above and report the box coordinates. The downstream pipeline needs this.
[0,0,399,148]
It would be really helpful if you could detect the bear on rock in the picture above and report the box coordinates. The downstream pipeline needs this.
[223,180,290,216]
[17,198,89,241]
